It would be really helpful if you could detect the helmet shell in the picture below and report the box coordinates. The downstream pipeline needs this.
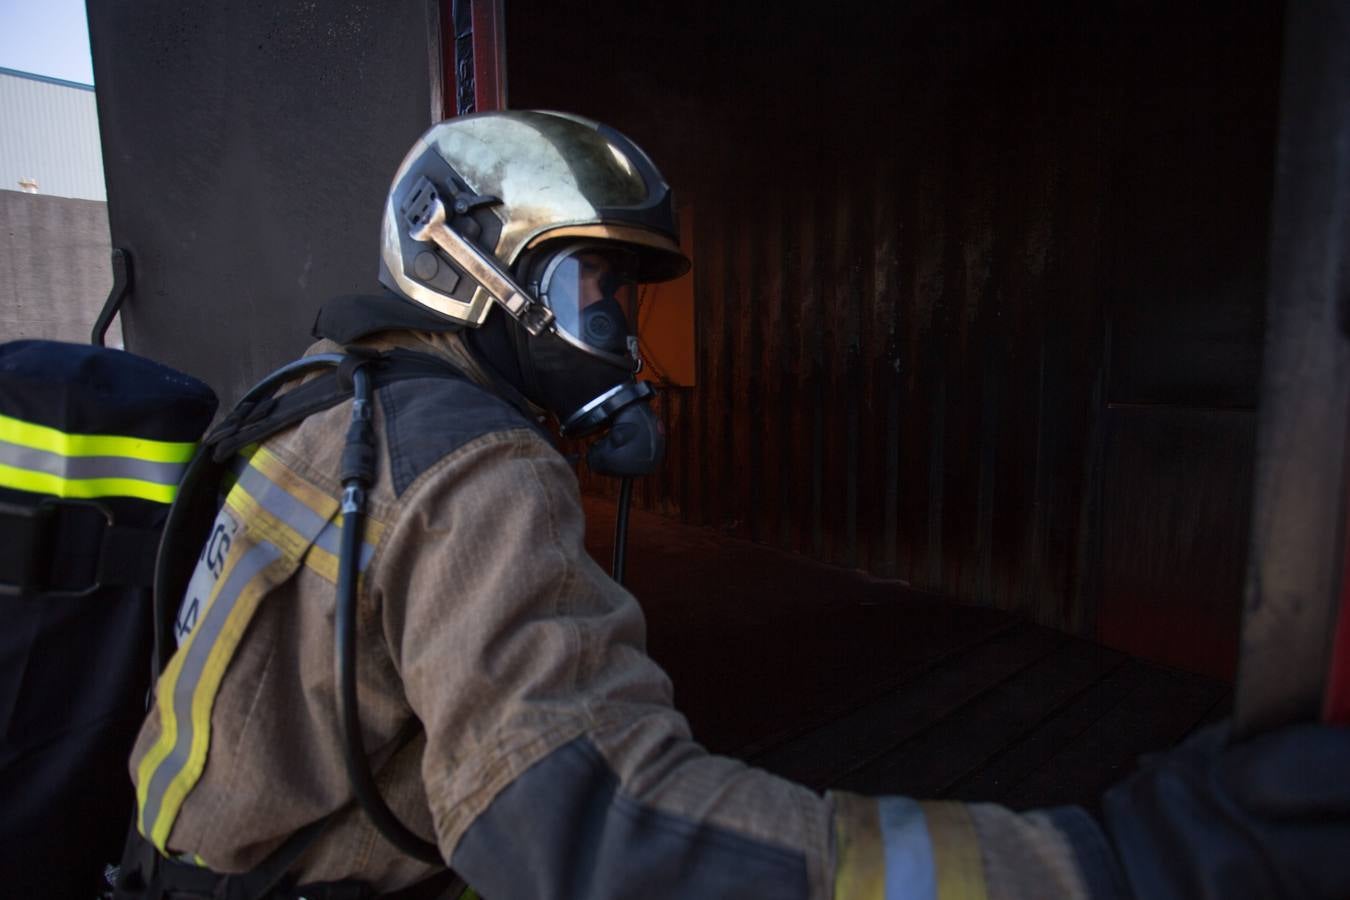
[379,111,689,326]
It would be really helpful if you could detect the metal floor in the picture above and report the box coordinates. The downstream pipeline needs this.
[583,496,1229,813]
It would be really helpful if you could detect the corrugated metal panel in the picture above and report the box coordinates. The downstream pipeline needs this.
[515,0,1280,676]
[0,68,106,201]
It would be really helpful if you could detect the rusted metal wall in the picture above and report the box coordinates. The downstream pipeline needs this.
[511,0,1280,676]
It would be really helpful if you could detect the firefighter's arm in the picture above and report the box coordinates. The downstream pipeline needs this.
[371,431,1115,898]
[373,429,1350,899]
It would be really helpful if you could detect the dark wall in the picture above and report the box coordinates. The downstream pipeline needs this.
[510,0,1283,677]
[87,0,444,408]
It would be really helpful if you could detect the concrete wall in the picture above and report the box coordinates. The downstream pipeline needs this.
[0,188,118,346]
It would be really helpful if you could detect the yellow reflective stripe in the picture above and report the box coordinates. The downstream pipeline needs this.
[920,802,988,900]
[236,447,383,584]
[0,461,179,503]
[250,446,338,522]
[835,795,988,900]
[0,412,196,462]
[350,513,384,545]
[135,528,244,843]
[138,535,291,850]
[137,447,356,851]
[304,513,384,584]
[153,551,285,849]
[226,486,313,562]
[835,793,886,900]
[304,546,350,584]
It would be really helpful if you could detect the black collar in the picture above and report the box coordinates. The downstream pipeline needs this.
[312,292,462,344]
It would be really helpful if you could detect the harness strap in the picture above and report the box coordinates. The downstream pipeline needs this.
[115,810,337,900]
[0,498,159,597]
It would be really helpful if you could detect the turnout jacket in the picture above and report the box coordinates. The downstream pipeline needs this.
[128,327,1124,899]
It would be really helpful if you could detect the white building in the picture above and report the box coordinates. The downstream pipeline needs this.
[0,66,114,344]
[0,66,105,201]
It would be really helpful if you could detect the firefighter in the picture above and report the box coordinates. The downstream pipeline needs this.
[122,111,1350,900]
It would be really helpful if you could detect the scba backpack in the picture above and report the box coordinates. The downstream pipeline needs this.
[0,339,217,899]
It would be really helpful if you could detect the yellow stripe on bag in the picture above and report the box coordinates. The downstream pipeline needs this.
[0,412,196,462]
[0,461,181,503]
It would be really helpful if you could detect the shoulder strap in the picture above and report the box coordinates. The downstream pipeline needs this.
[209,349,467,462]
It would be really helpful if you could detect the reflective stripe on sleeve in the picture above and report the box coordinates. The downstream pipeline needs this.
[833,794,988,900]
[921,802,988,900]
[835,793,886,899]
[879,798,938,899]
[304,513,382,583]
[229,447,381,583]
[0,412,196,503]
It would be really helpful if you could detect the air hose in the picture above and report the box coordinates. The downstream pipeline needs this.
[155,352,441,863]
[612,476,633,586]
[335,363,442,863]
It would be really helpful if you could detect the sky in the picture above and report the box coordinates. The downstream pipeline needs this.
[0,0,94,84]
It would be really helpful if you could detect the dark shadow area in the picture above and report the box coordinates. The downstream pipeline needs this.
[584,495,1228,811]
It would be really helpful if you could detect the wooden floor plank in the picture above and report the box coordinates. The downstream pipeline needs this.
[581,496,1232,810]
[991,660,1229,813]
[948,659,1146,805]
[831,637,1127,797]
[750,623,1064,790]
[583,497,1017,756]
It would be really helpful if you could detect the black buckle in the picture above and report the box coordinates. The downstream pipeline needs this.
[0,498,113,598]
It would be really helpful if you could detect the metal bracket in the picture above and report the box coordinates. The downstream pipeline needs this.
[91,248,132,347]
[402,177,555,335]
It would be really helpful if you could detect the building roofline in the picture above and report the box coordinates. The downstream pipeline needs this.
[0,66,95,92]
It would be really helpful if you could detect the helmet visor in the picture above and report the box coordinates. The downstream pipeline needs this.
[537,244,642,368]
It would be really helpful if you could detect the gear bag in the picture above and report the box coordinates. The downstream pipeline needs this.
[0,339,218,899]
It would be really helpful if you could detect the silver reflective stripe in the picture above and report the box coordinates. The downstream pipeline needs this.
[235,458,375,570]
[314,518,377,571]
[878,797,938,900]
[139,540,282,838]
[0,439,188,486]
[235,462,330,543]
[176,505,243,646]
